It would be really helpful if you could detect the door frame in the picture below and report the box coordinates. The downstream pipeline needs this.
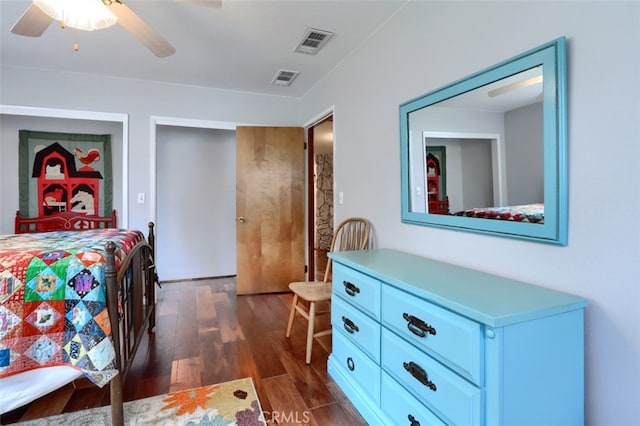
[151,117,241,283]
[303,107,335,281]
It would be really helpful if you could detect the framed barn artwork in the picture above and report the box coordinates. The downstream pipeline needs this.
[423,143,449,215]
[18,130,113,218]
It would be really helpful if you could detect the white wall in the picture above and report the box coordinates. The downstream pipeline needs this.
[0,114,124,231]
[0,68,301,233]
[460,139,493,209]
[301,2,640,424]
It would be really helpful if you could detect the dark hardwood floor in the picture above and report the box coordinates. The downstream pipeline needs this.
[1,276,366,425]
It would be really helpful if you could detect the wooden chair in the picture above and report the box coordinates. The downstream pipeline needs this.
[286,217,371,364]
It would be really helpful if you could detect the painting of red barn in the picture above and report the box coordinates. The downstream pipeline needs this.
[19,130,112,218]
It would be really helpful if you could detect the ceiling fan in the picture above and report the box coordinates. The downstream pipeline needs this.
[10,0,221,57]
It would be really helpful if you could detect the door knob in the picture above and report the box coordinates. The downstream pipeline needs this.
[238,217,246,223]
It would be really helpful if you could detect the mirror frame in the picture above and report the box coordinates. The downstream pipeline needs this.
[400,37,567,245]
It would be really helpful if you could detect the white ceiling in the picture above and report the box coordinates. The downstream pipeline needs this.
[439,66,543,113]
[0,0,408,98]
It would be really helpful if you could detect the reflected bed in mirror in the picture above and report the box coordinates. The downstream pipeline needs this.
[400,37,567,245]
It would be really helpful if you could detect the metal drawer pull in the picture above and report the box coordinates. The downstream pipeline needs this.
[343,280,361,297]
[342,316,359,334]
[403,313,437,337]
[347,357,355,371]
[408,414,421,426]
[403,361,437,391]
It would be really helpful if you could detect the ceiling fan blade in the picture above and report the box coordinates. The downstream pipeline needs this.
[179,0,222,8]
[106,1,176,58]
[10,3,53,37]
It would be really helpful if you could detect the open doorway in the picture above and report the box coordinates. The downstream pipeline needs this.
[156,125,236,282]
[151,117,238,283]
[307,114,334,281]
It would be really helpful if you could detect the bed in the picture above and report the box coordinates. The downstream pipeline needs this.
[1,212,157,425]
[453,202,545,223]
[15,209,118,234]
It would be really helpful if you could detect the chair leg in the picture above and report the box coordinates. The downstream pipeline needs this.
[286,294,298,338]
[305,301,316,364]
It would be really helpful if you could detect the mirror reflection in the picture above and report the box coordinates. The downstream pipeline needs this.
[399,37,567,245]
[408,66,544,223]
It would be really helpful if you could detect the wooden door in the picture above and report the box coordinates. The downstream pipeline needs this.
[236,126,305,294]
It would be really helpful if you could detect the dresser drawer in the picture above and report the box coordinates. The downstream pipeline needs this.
[331,294,380,363]
[332,263,381,320]
[381,371,447,426]
[382,329,481,426]
[332,327,380,404]
[382,284,482,384]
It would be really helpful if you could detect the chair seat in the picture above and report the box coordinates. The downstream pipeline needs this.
[285,217,371,364]
[289,281,332,302]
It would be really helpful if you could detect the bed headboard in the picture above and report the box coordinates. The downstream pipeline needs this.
[15,210,118,234]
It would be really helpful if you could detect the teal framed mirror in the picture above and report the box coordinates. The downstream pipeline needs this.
[400,37,567,245]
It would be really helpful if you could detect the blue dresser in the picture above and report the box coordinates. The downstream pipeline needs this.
[328,249,587,425]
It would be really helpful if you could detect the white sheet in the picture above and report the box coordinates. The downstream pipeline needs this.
[0,366,83,414]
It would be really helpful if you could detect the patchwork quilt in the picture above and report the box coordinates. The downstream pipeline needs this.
[0,228,144,387]
[454,202,545,223]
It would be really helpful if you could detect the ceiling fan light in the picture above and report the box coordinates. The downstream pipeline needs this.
[488,75,543,98]
[33,0,117,31]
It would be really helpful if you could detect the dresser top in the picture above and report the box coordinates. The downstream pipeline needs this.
[329,248,587,327]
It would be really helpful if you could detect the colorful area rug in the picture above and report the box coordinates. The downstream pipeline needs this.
[19,377,266,425]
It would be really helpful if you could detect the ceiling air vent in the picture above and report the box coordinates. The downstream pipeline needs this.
[271,69,299,87]
[294,28,334,55]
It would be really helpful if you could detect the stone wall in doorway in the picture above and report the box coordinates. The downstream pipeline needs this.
[315,153,333,251]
